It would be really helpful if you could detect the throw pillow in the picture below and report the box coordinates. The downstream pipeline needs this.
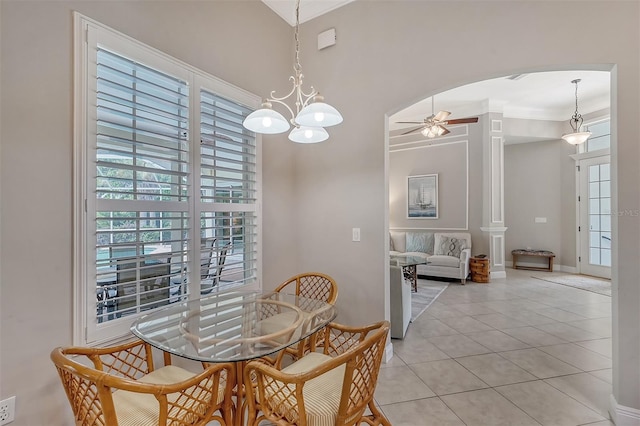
[435,236,467,257]
[406,232,434,253]
[389,234,395,251]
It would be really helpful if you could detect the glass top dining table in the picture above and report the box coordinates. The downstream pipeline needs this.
[130,289,338,363]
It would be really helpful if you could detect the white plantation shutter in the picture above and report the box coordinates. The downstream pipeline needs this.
[94,47,191,327]
[199,90,258,287]
[77,16,261,344]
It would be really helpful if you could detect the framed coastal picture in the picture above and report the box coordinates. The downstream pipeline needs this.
[407,174,438,219]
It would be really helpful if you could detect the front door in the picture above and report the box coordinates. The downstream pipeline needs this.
[579,155,611,279]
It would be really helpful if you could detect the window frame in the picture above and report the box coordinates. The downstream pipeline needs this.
[73,13,262,346]
[579,116,611,154]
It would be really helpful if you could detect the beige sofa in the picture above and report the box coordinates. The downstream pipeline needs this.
[390,231,472,284]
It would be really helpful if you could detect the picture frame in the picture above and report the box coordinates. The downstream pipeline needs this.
[407,174,438,219]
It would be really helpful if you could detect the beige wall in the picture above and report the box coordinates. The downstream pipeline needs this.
[298,0,638,415]
[0,1,294,424]
[504,139,577,268]
[390,141,469,230]
[1,0,640,423]
[389,118,487,255]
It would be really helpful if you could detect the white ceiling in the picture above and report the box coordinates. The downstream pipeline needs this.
[390,70,611,131]
[258,2,611,132]
[261,0,355,25]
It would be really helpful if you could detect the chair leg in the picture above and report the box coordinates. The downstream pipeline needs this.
[461,278,466,285]
[367,400,391,426]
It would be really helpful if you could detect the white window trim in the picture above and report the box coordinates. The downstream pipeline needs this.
[73,12,262,346]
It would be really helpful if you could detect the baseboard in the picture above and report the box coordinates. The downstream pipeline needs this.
[384,341,394,364]
[504,261,577,274]
[556,264,578,274]
[490,270,507,279]
[610,394,640,425]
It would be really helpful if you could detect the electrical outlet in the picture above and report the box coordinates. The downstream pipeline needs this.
[0,396,15,425]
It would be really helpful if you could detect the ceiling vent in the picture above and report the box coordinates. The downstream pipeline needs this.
[507,73,528,81]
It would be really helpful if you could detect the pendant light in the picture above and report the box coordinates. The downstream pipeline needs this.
[561,79,591,145]
[242,0,343,143]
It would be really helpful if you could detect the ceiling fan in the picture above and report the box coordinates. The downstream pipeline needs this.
[397,97,479,138]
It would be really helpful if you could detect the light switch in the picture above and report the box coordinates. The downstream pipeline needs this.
[535,217,547,223]
[352,228,361,242]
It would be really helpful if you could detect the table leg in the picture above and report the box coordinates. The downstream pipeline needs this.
[412,266,418,292]
[234,360,246,426]
[402,265,418,292]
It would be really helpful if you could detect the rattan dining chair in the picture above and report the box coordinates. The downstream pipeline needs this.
[244,321,391,426]
[51,339,235,426]
[274,272,338,305]
[273,272,338,360]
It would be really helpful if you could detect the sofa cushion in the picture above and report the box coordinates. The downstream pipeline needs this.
[405,252,430,261]
[434,235,467,257]
[427,255,461,268]
[390,231,406,253]
[406,232,434,254]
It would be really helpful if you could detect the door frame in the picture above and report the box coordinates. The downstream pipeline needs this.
[572,149,611,278]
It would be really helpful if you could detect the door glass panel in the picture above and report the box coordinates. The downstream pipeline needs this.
[588,163,612,267]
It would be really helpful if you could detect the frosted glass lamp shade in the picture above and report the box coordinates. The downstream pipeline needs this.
[295,100,343,128]
[243,106,290,134]
[288,126,329,143]
[421,125,445,138]
[562,131,591,145]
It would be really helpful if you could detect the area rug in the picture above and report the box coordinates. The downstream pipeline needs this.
[532,274,611,297]
[411,278,449,322]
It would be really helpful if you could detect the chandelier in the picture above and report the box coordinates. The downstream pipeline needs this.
[242,0,343,143]
[561,79,591,145]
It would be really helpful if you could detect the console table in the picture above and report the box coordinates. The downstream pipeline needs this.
[511,249,555,272]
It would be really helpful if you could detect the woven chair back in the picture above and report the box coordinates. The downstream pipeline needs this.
[275,272,338,304]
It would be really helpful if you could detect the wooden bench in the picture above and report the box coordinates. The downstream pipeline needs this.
[511,249,555,272]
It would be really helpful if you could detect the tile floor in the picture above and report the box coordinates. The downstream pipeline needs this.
[376,268,613,426]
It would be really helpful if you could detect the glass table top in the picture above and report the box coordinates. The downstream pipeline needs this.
[130,290,337,362]
[390,254,429,267]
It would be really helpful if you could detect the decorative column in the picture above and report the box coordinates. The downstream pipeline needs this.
[480,112,507,278]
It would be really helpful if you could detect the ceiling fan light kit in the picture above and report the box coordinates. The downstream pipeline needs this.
[397,96,478,138]
[242,0,342,143]
[421,125,447,138]
[561,79,591,145]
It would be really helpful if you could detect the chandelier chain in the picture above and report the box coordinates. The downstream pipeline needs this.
[294,0,302,72]
[569,78,584,132]
[574,80,580,117]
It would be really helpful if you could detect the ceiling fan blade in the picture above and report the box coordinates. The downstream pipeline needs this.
[445,117,479,125]
[396,121,424,124]
[401,126,425,135]
[434,110,451,122]
[440,126,451,136]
